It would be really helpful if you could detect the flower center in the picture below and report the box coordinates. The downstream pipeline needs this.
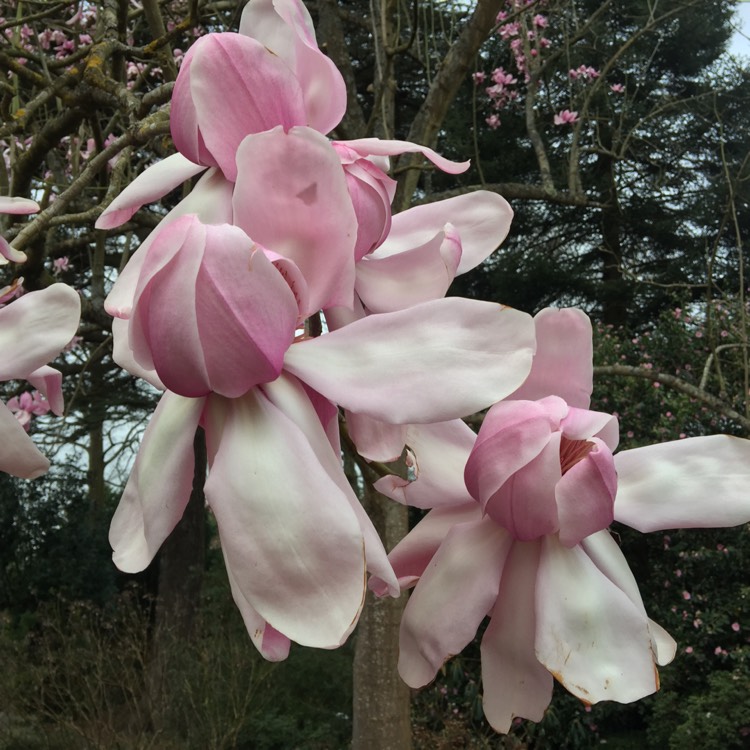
[559,437,594,475]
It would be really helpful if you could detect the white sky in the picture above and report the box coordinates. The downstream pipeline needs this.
[730,1,750,56]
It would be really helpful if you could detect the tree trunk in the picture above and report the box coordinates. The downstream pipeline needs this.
[352,484,412,750]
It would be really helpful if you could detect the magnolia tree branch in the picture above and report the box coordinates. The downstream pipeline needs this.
[595,364,750,435]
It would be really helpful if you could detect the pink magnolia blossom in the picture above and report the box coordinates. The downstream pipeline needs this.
[610,83,625,93]
[7,389,51,430]
[372,307,750,733]
[109,208,537,654]
[486,114,501,129]
[554,109,579,125]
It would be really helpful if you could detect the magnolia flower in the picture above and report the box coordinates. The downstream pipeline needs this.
[0,284,80,478]
[109,211,537,655]
[554,109,579,125]
[372,307,750,733]
[7,389,51,430]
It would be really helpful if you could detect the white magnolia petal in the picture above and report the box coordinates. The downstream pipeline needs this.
[95,154,206,229]
[110,393,204,573]
[0,196,39,214]
[0,400,49,478]
[204,389,367,648]
[398,517,511,688]
[535,536,658,704]
[614,435,750,531]
[648,619,677,666]
[346,411,407,462]
[284,298,535,424]
[374,420,476,508]
[481,540,553,732]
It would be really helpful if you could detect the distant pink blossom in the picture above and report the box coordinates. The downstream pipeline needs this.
[533,14,548,28]
[732,622,740,632]
[610,83,625,93]
[472,71,486,84]
[682,591,692,600]
[53,256,71,274]
[554,109,579,125]
[486,114,501,130]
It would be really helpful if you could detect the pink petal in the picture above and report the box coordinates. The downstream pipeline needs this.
[223,550,292,661]
[346,411,407,462]
[109,392,205,573]
[130,216,297,398]
[262,373,398,596]
[481,540,553,732]
[341,138,470,174]
[355,225,462,313]
[233,126,358,313]
[95,154,206,230]
[374,191,513,274]
[111,318,165,390]
[374,420,477,508]
[173,33,306,180]
[398,517,512,688]
[465,398,563,509]
[556,437,617,546]
[561,405,619,450]
[370,502,482,596]
[25,366,64,415]
[239,0,347,134]
[614,435,750,531]
[0,284,80,381]
[0,236,27,264]
[104,168,234,319]
[203,390,367,648]
[0,400,49,478]
[284,299,536,424]
[0,196,39,214]
[507,307,593,408]
[535,535,659,704]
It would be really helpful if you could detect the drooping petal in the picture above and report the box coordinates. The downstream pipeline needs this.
[355,226,462,313]
[580,530,676,666]
[223,549,292,661]
[284,298,536,424]
[0,400,50,478]
[614,435,750,532]
[203,389,366,648]
[25,366,64,415]
[95,154,206,230]
[109,392,205,573]
[481,540,553,733]
[105,168,234,319]
[398,517,512,688]
[374,420,477,508]
[262,373,398,596]
[0,284,80,381]
[371,502,482,595]
[561,405,619,450]
[240,0,347,134]
[556,437,617,546]
[507,307,593,408]
[233,126,357,313]
[340,138,470,175]
[535,535,659,705]
[374,191,512,274]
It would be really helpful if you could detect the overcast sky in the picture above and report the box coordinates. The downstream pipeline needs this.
[730,1,750,56]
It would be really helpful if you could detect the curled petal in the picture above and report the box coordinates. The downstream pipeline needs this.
[26,366,64,415]
[340,138,470,175]
[0,236,27,264]
[95,154,206,230]
[112,317,165,390]
[240,0,347,134]
[375,191,512,274]
[355,226,462,313]
[285,299,536,424]
[614,435,750,531]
